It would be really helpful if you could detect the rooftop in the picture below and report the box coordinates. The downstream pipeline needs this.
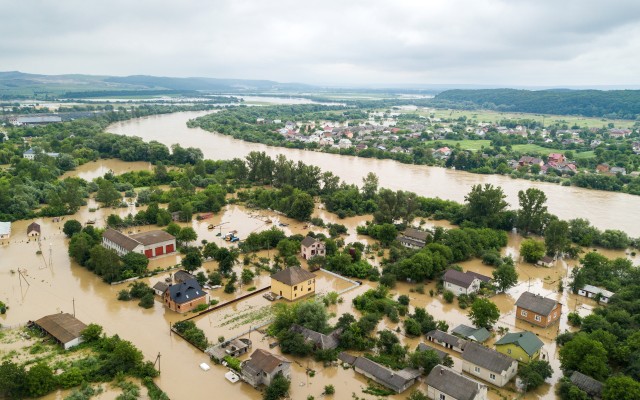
[271,267,315,286]
[426,365,484,400]
[401,228,428,242]
[33,313,87,345]
[570,371,603,397]
[462,342,515,374]
[416,343,449,360]
[27,222,41,234]
[352,356,420,393]
[167,279,206,304]
[452,324,490,343]
[515,291,559,316]
[0,221,11,235]
[443,269,481,289]
[102,228,142,251]
[129,230,175,246]
[243,349,290,375]
[426,329,467,349]
[581,285,614,298]
[495,331,544,357]
[301,236,320,247]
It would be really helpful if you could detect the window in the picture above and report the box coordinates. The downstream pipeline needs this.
[439,394,446,400]
[474,366,480,373]
[521,310,528,317]
[490,373,496,380]
[535,315,542,322]
[294,286,297,291]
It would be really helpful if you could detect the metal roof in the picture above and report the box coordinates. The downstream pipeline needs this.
[495,331,544,357]
[0,221,11,236]
[581,285,614,298]
[34,313,87,345]
[102,229,141,251]
[452,324,491,343]
[462,342,516,374]
[129,230,175,246]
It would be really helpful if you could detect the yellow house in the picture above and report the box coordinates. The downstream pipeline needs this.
[495,331,544,364]
[270,267,316,301]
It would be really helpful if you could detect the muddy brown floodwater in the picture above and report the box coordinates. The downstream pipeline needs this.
[2,157,638,399]
[108,111,640,236]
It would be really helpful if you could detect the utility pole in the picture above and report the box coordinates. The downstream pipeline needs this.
[72,298,75,317]
[49,243,53,268]
[154,352,161,373]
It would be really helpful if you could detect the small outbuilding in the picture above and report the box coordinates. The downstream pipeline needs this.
[32,313,87,350]
[536,256,554,267]
[577,285,614,304]
[452,324,491,343]
[0,221,11,240]
[426,365,488,400]
[27,222,41,237]
[570,371,603,399]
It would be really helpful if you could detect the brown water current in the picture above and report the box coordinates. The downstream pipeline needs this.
[2,158,638,399]
[108,111,640,236]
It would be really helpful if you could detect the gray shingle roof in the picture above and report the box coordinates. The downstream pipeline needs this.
[515,292,559,316]
[402,228,428,242]
[426,365,484,400]
[353,356,420,393]
[301,236,318,247]
[167,279,206,304]
[570,371,603,397]
[129,230,175,245]
[452,324,491,343]
[416,343,449,360]
[427,329,467,349]
[290,324,341,350]
[271,267,315,286]
[443,269,479,289]
[338,352,357,365]
[243,349,290,375]
[462,342,515,374]
[102,228,141,251]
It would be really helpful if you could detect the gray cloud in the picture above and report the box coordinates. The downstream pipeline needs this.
[0,0,639,86]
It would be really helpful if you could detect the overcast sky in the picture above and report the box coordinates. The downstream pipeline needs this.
[1,0,639,87]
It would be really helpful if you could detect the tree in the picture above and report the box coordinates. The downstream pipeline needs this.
[0,361,27,399]
[468,298,500,329]
[324,384,335,395]
[63,219,82,237]
[603,376,640,400]
[81,323,104,342]
[215,247,238,275]
[295,301,330,333]
[464,184,508,228]
[138,293,155,309]
[362,172,379,200]
[409,349,451,374]
[520,239,546,263]
[87,246,122,282]
[518,360,553,391]
[241,268,255,284]
[25,363,56,398]
[559,333,609,380]
[493,261,519,292]
[122,252,149,275]
[202,242,219,260]
[165,222,181,237]
[181,248,203,272]
[96,180,121,207]
[545,220,570,257]
[263,373,290,400]
[287,192,314,221]
[517,188,548,234]
[177,227,197,246]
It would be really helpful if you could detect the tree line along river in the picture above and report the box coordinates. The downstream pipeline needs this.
[108,110,640,237]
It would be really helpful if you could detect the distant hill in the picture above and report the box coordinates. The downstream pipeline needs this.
[0,71,314,99]
[433,88,640,119]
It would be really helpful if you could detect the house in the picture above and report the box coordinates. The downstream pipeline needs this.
[338,138,353,148]
[434,147,451,158]
[0,221,10,239]
[494,331,544,364]
[461,342,518,387]
[27,222,41,237]
[452,325,490,343]
[223,338,252,357]
[417,343,450,362]
[570,371,603,399]
[163,278,207,313]
[426,330,467,353]
[547,153,565,164]
[241,349,291,388]
[102,229,176,258]
[596,163,610,173]
[577,285,614,304]
[610,166,627,175]
[300,236,326,260]
[536,256,554,267]
[519,156,544,168]
[11,116,62,126]
[23,148,60,159]
[152,281,169,296]
[270,267,315,301]
[289,324,342,350]
[443,269,488,295]
[397,228,429,249]
[31,313,87,350]
[515,291,562,328]
[426,365,488,400]
[346,355,420,393]
[173,270,195,283]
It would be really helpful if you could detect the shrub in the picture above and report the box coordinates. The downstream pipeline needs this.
[567,312,582,327]
[138,293,155,309]
[324,384,335,395]
[443,291,454,303]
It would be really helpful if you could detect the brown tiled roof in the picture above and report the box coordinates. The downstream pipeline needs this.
[515,291,558,316]
[244,349,290,374]
[271,267,315,286]
[27,222,41,234]
[102,228,141,251]
[34,313,87,345]
[129,230,175,245]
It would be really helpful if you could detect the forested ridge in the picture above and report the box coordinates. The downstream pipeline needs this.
[433,89,640,119]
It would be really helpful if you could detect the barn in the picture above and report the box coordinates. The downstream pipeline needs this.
[102,228,176,258]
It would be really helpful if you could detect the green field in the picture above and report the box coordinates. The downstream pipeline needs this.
[422,108,636,130]
[511,144,559,155]
[436,139,491,150]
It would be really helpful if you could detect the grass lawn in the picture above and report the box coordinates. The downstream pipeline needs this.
[435,139,491,151]
[574,151,596,159]
[511,144,560,155]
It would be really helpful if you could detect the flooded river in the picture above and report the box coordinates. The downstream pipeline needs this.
[108,111,640,237]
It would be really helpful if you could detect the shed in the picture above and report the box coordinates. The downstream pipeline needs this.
[570,371,603,399]
[0,221,11,239]
[452,324,491,343]
[33,313,87,350]
[27,222,41,237]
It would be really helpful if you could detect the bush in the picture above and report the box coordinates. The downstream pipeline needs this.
[138,293,154,309]
[443,290,454,303]
[223,355,241,372]
[398,295,410,306]
[324,384,335,395]
[117,290,132,301]
[567,312,582,327]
